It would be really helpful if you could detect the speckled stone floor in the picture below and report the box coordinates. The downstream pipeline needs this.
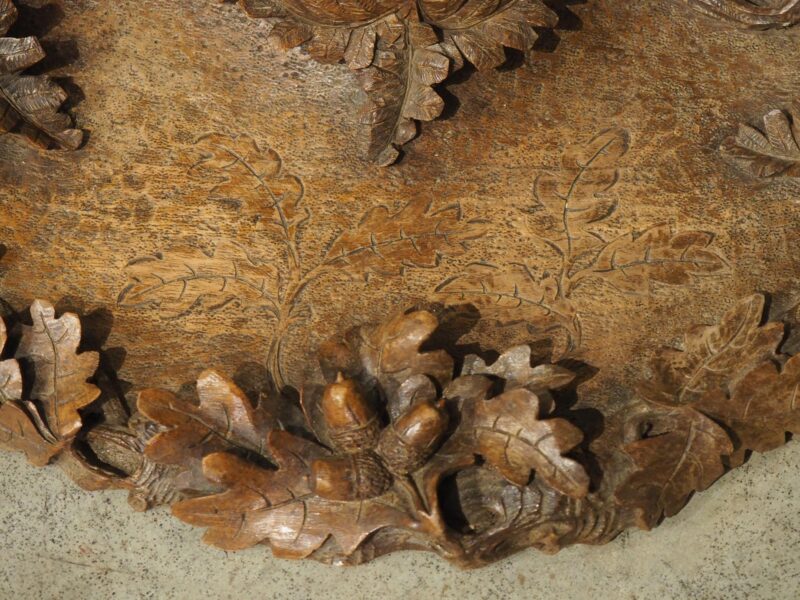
[0,441,798,600]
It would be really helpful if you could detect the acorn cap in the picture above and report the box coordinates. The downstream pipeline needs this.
[376,399,449,475]
[310,451,392,501]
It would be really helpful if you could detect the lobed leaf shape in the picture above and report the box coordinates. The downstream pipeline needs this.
[474,387,589,496]
[684,0,800,29]
[712,353,800,453]
[191,133,303,215]
[462,345,575,392]
[0,401,63,466]
[641,294,784,407]
[323,197,486,278]
[433,262,580,358]
[16,300,100,439]
[437,0,557,71]
[576,225,728,294]
[615,407,733,529]
[721,108,800,177]
[359,17,451,165]
[0,317,22,402]
[0,0,82,150]
[533,128,629,258]
[117,240,279,317]
[0,315,64,465]
[138,369,278,464]
[172,431,412,557]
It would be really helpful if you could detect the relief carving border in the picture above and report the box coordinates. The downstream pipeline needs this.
[0,0,799,570]
[1,272,798,567]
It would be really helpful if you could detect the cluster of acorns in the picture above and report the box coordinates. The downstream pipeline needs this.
[310,374,449,501]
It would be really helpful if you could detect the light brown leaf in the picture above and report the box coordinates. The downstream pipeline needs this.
[641,294,784,407]
[16,300,100,439]
[324,197,486,278]
[138,369,277,464]
[615,407,732,529]
[721,108,800,177]
[172,431,411,556]
[474,388,589,496]
[693,353,800,454]
[532,128,629,258]
[117,240,279,317]
[575,225,728,294]
[0,318,22,403]
[463,345,575,392]
[0,401,63,466]
[343,25,376,70]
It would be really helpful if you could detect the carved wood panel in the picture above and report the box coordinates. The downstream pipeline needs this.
[0,0,799,568]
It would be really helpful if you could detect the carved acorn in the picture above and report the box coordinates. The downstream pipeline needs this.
[376,399,449,475]
[321,373,380,453]
[310,451,392,501]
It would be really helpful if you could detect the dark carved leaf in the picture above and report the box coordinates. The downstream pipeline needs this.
[138,369,278,464]
[574,225,728,294]
[172,431,412,556]
[474,388,589,496]
[615,407,732,529]
[0,73,82,149]
[16,300,100,439]
[359,18,450,165]
[436,0,557,70]
[721,108,800,177]
[117,241,279,317]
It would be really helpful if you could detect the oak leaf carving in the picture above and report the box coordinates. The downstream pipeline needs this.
[191,133,304,220]
[138,369,278,464]
[235,0,558,164]
[359,17,450,165]
[0,0,82,149]
[324,197,486,278]
[435,0,558,71]
[615,407,733,529]
[172,430,412,556]
[117,241,279,317]
[684,0,800,29]
[533,128,630,259]
[721,108,800,177]
[641,294,784,407]
[474,387,589,496]
[462,345,575,392]
[573,225,728,294]
[16,300,100,439]
[0,318,63,465]
[642,294,799,457]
